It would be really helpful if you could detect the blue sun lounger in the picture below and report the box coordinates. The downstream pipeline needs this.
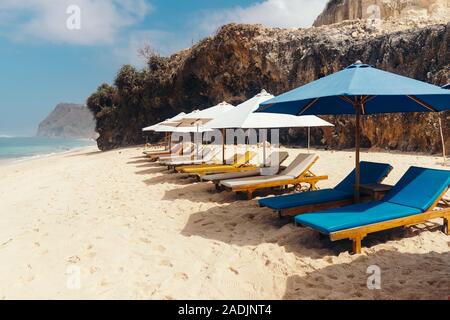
[258,161,393,217]
[295,166,450,254]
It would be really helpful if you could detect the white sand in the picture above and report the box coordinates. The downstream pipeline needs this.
[0,146,448,300]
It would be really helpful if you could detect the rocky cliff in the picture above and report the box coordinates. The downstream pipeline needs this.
[87,20,449,153]
[314,0,450,27]
[37,103,98,139]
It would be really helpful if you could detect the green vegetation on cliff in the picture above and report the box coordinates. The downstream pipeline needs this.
[87,21,449,152]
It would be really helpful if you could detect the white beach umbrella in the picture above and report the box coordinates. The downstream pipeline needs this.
[204,89,334,164]
[142,112,187,150]
[173,101,235,132]
[142,112,187,132]
[182,101,234,120]
[205,90,333,129]
[171,102,235,156]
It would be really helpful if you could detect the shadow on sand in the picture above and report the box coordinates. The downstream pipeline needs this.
[181,200,446,257]
[283,250,450,299]
[127,159,153,165]
[66,150,102,157]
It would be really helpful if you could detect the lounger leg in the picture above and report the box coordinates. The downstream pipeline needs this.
[443,218,449,235]
[246,190,253,200]
[310,182,317,191]
[351,236,362,255]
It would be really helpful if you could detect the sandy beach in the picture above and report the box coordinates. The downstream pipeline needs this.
[0,146,449,300]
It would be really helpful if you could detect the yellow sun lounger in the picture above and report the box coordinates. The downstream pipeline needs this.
[176,151,257,175]
[220,153,327,200]
[201,151,290,189]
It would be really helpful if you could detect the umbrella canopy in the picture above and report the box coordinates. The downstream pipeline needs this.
[205,90,274,129]
[205,90,333,129]
[181,101,234,120]
[258,63,450,115]
[164,102,235,133]
[204,89,333,164]
[142,112,186,132]
[241,113,333,129]
[257,62,450,201]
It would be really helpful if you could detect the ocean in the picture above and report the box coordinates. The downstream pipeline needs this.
[0,137,96,163]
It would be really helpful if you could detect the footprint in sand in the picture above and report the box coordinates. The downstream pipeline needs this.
[156,245,166,253]
[225,222,237,229]
[160,260,173,268]
[139,237,152,244]
[90,266,99,274]
[86,251,96,258]
[67,255,81,263]
[229,267,239,275]
[174,272,189,281]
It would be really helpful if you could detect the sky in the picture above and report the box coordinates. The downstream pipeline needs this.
[0,0,328,136]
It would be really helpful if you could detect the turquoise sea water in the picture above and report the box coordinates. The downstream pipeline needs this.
[0,137,96,162]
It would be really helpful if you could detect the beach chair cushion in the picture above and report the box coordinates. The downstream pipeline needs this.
[264,151,289,168]
[295,166,450,233]
[202,151,289,182]
[202,170,261,182]
[295,201,422,234]
[383,166,450,211]
[280,153,316,178]
[258,161,392,210]
[221,175,294,188]
[220,153,317,188]
[334,161,393,193]
[259,189,353,210]
[165,147,218,165]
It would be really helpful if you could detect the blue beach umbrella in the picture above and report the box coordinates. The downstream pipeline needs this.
[257,62,450,201]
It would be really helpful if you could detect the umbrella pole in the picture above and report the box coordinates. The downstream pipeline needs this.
[355,103,361,202]
[222,128,225,164]
[439,117,446,164]
[263,129,267,167]
[307,127,311,153]
[196,125,200,160]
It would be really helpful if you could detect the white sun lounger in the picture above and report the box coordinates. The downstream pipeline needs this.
[201,151,289,186]
[164,147,220,168]
[219,153,327,199]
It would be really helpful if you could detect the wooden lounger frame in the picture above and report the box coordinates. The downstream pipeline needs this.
[208,165,288,190]
[277,199,355,218]
[147,149,180,162]
[274,193,375,218]
[178,152,256,175]
[309,187,450,254]
[175,154,243,173]
[267,166,394,218]
[167,156,214,171]
[195,164,258,177]
[224,157,328,200]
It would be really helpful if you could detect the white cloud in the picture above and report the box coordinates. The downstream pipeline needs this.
[114,0,330,65]
[197,0,328,35]
[0,0,329,63]
[0,0,152,45]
